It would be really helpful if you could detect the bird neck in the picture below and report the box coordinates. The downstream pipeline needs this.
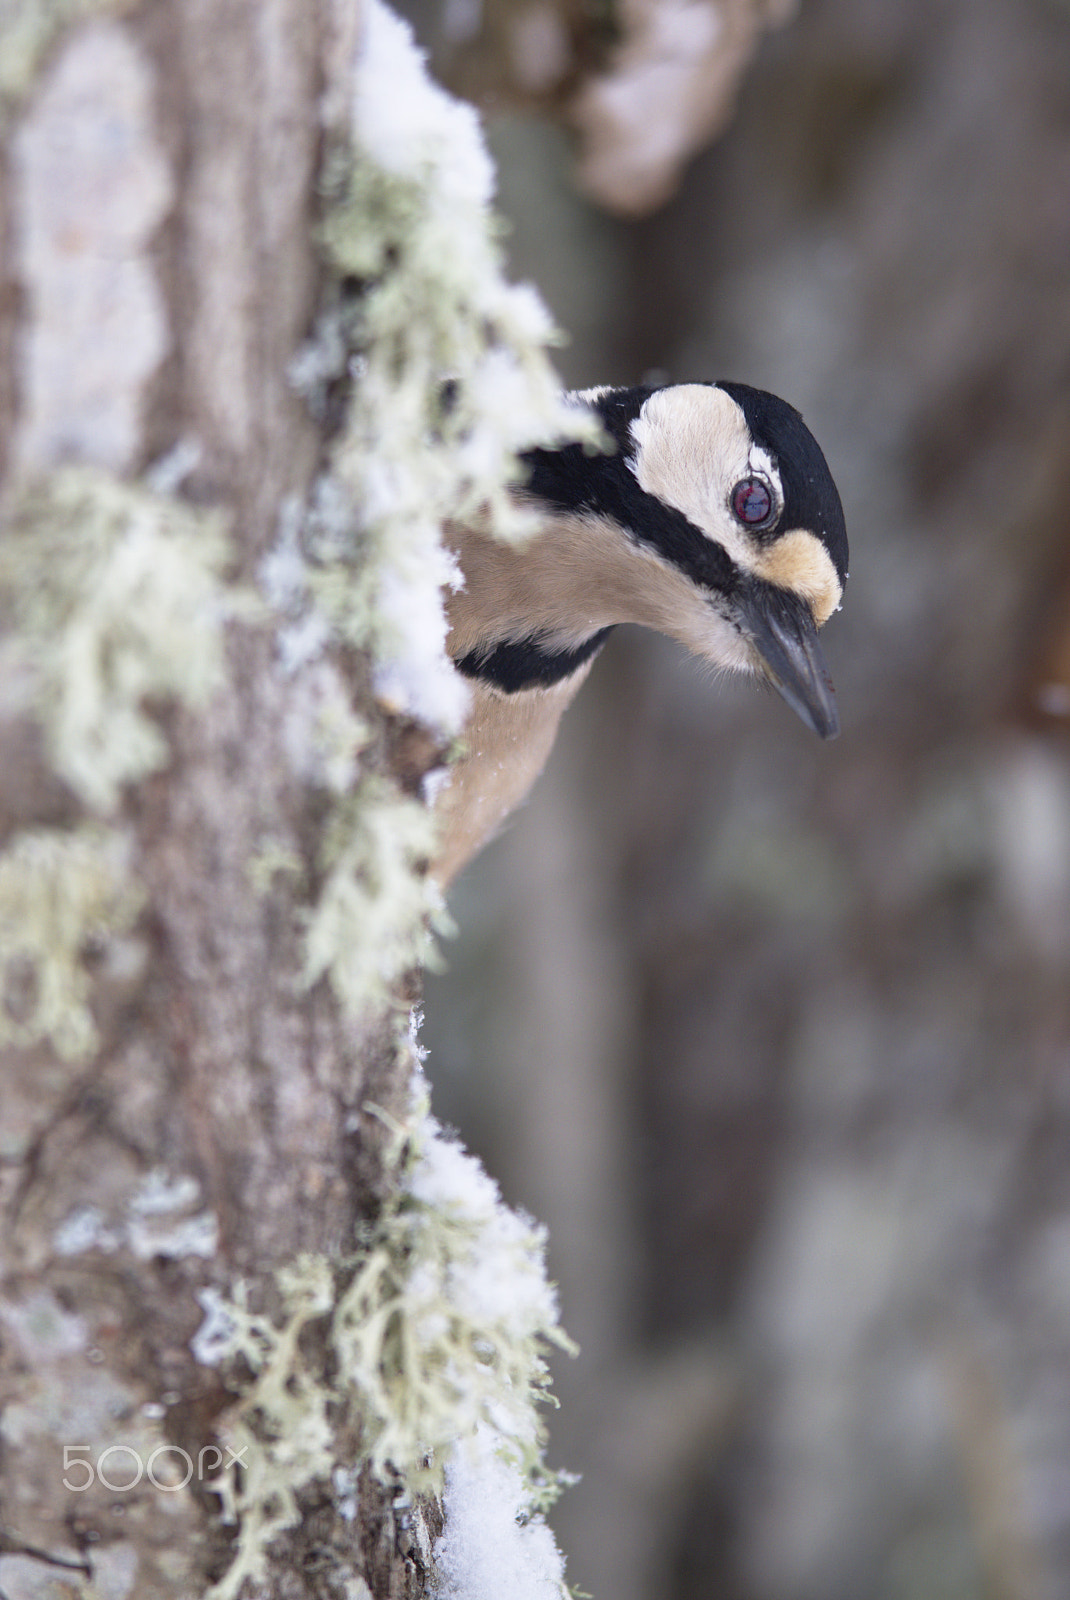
[445,507,635,693]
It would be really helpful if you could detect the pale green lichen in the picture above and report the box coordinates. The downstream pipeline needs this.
[302,777,444,1017]
[332,1103,573,1490]
[306,147,597,725]
[277,1,598,1023]
[0,467,233,812]
[197,1091,572,1599]
[246,839,305,897]
[0,469,233,1060]
[195,1260,338,1600]
[187,8,586,1591]
[0,824,142,1058]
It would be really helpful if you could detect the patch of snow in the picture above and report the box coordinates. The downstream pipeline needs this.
[372,553,471,733]
[354,2,494,208]
[435,1426,567,1600]
[191,1287,240,1368]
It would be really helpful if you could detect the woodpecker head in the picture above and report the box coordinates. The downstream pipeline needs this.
[520,381,848,737]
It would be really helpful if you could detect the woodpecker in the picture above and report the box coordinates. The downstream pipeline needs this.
[434,380,848,885]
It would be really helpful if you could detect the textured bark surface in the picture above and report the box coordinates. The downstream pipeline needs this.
[0,5,437,1597]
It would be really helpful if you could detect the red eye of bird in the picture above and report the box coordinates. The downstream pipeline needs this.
[732,477,774,527]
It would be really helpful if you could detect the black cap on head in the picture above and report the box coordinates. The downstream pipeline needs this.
[716,381,849,588]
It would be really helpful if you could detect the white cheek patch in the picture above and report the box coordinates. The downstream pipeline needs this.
[750,529,843,627]
[628,388,789,568]
[630,386,750,538]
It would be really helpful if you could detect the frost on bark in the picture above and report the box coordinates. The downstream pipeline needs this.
[0,5,574,1597]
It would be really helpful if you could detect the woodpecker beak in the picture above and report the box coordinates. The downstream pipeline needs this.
[734,579,840,740]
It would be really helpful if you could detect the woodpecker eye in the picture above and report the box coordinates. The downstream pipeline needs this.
[731,477,774,528]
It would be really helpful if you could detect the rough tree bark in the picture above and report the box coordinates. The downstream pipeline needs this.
[0,4,433,1596]
[0,4,572,1597]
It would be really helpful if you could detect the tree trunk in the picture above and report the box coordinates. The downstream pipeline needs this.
[0,4,569,1596]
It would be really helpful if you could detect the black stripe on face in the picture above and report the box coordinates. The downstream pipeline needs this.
[454,626,615,693]
[520,394,739,599]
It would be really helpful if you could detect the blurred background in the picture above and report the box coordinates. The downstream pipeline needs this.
[402,1,1070,1596]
